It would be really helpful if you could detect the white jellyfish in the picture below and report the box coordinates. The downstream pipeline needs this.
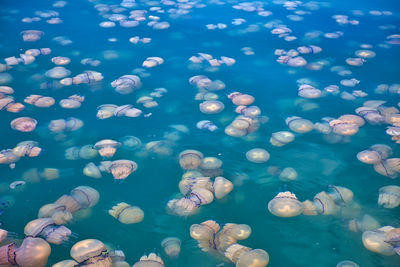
[378,185,400,209]
[268,191,304,217]
[108,202,144,224]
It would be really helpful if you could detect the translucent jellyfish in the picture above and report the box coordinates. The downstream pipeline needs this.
[24,95,55,108]
[0,237,51,267]
[142,57,164,68]
[45,66,71,79]
[298,84,322,99]
[362,226,396,256]
[225,125,247,137]
[179,150,203,170]
[373,160,398,178]
[59,95,84,109]
[200,157,223,176]
[199,100,225,114]
[213,177,234,199]
[357,150,381,164]
[179,176,211,195]
[9,180,26,190]
[83,162,102,179]
[70,239,112,267]
[106,160,138,180]
[48,117,83,132]
[268,191,304,217]
[313,191,338,215]
[228,92,255,106]
[94,139,121,158]
[56,186,100,213]
[120,136,141,151]
[355,50,376,59]
[111,75,141,95]
[24,218,72,244]
[167,188,214,216]
[114,105,142,117]
[0,97,25,113]
[270,131,295,146]
[235,105,261,118]
[108,202,144,224]
[246,148,270,163]
[225,244,269,267]
[60,71,103,86]
[0,149,19,168]
[338,114,365,127]
[336,260,359,267]
[0,85,14,96]
[51,56,71,65]
[13,141,42,157]
[286,116,313,133]
[25,48,51,56]
[349,214,380,232]
[38,203,72,225]
[378,185,400,208]
[21,30,44,41]
[161,237,181,258]
[11,117,37,132]
[327,185,354,205]
[277,55,307,67]
[329,120,359,136]
[96,104,118,119]
[132,253,164,267]
[196,120,218,131]
[279,167,298,181]
[297,45,322,54]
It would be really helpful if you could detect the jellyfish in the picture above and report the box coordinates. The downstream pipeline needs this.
[24,95,55,108]
[357,150,382,164]
[378,185,400,209]
[336,260,359,267]
[200,157,223,176]
[21,30,44,42]
[326,185,354,205]
[161,237,181,258]
[108,202,144,224]
[142,57,164,68]
[270,131,295,147]
[93,139,121,158]
[179,176,212,195]
[373,160,398,178]
[109,249,130,267]
[0,237,51,267]
[277,55,307,67]
[83,162,102,179]
[298,84,322,99]
[24,218,72,244]
[199,100,225,114]
[103,160,138,180]
[385,228,400,255]
[224,244,269,267]
[132,253,164,267]
[51,56,71,65]
[225,125,247,137]
[329,119,359,136]
[60,71,103,86]
[12,141,42,158]
[45,66,71,79]
[59,95,84,109]
[179,150,203,170]
[228,92,255,106]
[10,117,37,132]
[213,177,234,199]
[167,188,214,216]
[9,180,26,190]
[246,148,270,163]
[38,203,73,225]
[268,191,304,217]
[70,239,112,267]
[25,48,51,56]
[279,167,298,181]
[313,191,338,215]
[297,45,322,54]
[52,260,79,267]
[0,97,25,113]
[114,105,142,117]
[362,226,396,256]
[96,104,118,119]
[190,220,220,252]
[196,120,218,131]
[286,116,313,133]
[355,50,376,59]
[49,117,83,132]
[111,75,141,94]
[349,214,381,232]
[235,105,261,118]
[120,136,141,151]
[55,186,100,213]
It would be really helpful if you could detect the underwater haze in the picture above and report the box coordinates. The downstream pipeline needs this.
[0,0,400,266]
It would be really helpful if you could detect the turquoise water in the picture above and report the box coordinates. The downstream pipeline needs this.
[0,0,400,266]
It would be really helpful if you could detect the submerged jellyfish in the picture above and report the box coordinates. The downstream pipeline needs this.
[199,100,225,114]
[357,149,381,164]
[336,261,359,267]
[349,214,381,232]
[161,237,181,258]
[329,119,359,136]
[24,218,72,244]
[167,188,214,216]
[327,185,354,205]
[132,253,164,267]
[56,186,100,213]
[373,160,398,179]
[313,191,338,215]
[96,104,118,119]
[196,120,218,131]
[270,131,295,147]
[142,57,164,68]
[228,92,255,106]
[0,237,51,267]
[111,75,141,94]
[10,117,37,132]
[268,191,304,217]
[70,239,112,267]
[279,167,298,181]
[246,148,270,163]
[224,244,269,267]
[9,180,26,190]
[83,162,102,179]
[104,160,138,180]
[94,139,121,158]
[51,56,71,65]
[108,202,144,224]
[213,177,234,199]
[378,185,400,209]
[38,203,72,225]
[12,141,41,157]
[298,84,322,99]
[179,150,203,170]
[286,116,313,133]
[24,95,55,108]
[59,95,84,109]
[120,136,142,150]
[190,220,220,252]
[362,226,396,256]
[48,117,83,132]
[45,66,71,79]
[200,157,223,176]
[21,30,44,42]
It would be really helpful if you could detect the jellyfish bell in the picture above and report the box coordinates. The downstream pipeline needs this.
[268,191,304,217]
[70,239,112,267]
[270,131,295,147]
[161,237,181,258]
[179,150,203,170]
[329,120,359,136]
[362,226,396,256]
[228,92,255,106]
[246,148,270,163]
[355,50,376,59]
[302,200,318,215]
[190,220,220,246]
[94,139,121,158]
[24,218,72,244]
[21,30,44,42]
[313,191,338,215]
[348,214,381,232]
[132,253,164,267]
[225,125,247,137]
[199,100,225,114]
[279,167,298,181]
[336,260,359,267]
[13,140,42,157]
[59,98,81,109]
[9,180,26,191]
[370,144,392,159]
[357,150,381,164]
[196,120,218,131]
[56,186,100,213]
[373,160,398,179]
[83,162,102,179]
[51,56,71,65]
[286,116,313,133]
[142,57,164,68]
[298,84,322,99]
[11,117,37,132]
[327,185,354,205]
[120,136,141,150]
[378,185,400,209]
[200,157,223,176]
[108,202,144,224]
[338,114,365,127]
[213,177,233,199]
[45,66,71,79]
[24,95,55,108]
[97,104,118,119]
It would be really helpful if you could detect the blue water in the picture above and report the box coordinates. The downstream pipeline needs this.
[0,0,400,266]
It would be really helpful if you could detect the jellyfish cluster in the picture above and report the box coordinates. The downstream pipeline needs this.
[190,220,269,267]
